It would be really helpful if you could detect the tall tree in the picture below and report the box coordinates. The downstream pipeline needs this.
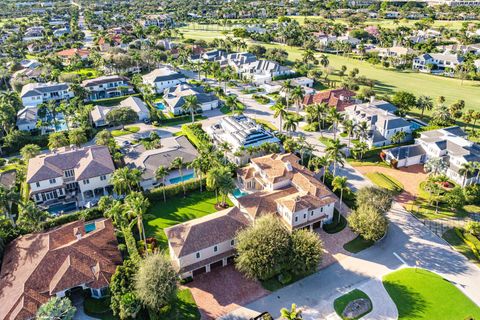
[36,297,76,320]
[155,166,169,201]
[270,102,288,133]
[182,95,200,123]
[170,157,186,196]
[325,138,346,176]
[48,132,69,150]
[68,128,87,147]
[124,191,150,253]
[415,95,433,119]
[332,176,349,219]
[20,144,41,161]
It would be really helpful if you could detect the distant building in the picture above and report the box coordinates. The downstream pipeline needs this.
[141,14,174,28]
[124,136,199,190]
[344,98,412,147]
[142,67,186,93]
[26,145,115,210]
[90,96,150,127]
[237,60,294,84]
[262,77,315,95]
[413,53,464,74]
[163,83,219,115]
[384,126,480,186]
[302,88,356,112]
[81,75,134,101]
[206,115,281,165]
[20,82,74,107]
[0,218,122,319]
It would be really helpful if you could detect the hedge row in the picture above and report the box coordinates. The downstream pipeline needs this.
[159,114,202,125]
[456,228,480,260]
[39,207,103,230]
[146,178,206,201]
[181,123,211,149]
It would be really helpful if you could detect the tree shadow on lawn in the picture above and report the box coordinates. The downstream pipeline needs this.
[383,281,427,319]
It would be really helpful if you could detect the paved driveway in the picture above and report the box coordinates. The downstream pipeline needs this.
[222,202,480,319]
[186,265,269,320]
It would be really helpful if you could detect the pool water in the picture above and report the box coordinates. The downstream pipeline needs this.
[233,188,247,198]
[155,102,166,110]
[408,119,426,130]
[47,202,77,215]
[169,173,195,184]
[85,223,97,233]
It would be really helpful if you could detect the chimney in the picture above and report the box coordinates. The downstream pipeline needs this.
[339,94,345,101]
[74,227,82,240]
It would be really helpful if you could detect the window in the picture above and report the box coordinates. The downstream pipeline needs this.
[230,239,235,246]
[49,178,56,184]
[36,182,40,187]
[214,246,218,252]
[64,169,74,178]
[303,214,306,219]
[311,211,314,216]
[320,207,323,212]
[295,216,298,222]
[196,252,201,259]
[100,175,107,181]
[35,194,41,201]
[58,189,64,196]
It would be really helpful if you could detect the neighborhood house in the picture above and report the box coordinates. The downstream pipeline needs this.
[163,83,219,115]
[20,82,74,107]
[81,75,134,101]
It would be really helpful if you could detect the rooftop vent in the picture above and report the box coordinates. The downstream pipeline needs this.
[284,161,293,172]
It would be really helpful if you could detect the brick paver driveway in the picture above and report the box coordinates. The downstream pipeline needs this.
[354,164,428,206]
[317,227,357,268]
[186,265,269,320]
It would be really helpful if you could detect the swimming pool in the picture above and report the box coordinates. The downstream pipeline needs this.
[155,102,166,110]
[408,119,426,130]
[47,202,77,215]
[233,188,247,198]
[85,223,97,233]
[169,173,195,184]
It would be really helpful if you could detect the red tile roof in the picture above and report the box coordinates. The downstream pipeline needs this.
[0,218,122,320]
[56,48,90,58]
[302,88,356,111]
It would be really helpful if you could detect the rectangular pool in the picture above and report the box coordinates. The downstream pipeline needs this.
[85,223,97,233]
[47,202,77,215]
[155,102,166,110]
[169,173,195,184]
[233,188,247,198]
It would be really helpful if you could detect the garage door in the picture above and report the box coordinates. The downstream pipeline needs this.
[313,221,321,229]
[210,260,223,270]
[227,256,235,265]
[192,266,206,277]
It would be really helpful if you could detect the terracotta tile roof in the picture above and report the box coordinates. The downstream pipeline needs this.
[165,207,250,258]
[56,48,90,58]
[237,187,298,219]
[250,153,303,184]
[302,88,356,111]
[0,218,122,320]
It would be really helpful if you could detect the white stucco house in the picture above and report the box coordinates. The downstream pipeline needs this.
[20,82,74,107]
[163,83,219,115]
[142,67,186,93]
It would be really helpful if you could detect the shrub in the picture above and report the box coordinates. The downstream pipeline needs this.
[146,178,206,201]
[444,186,466,209]
[289,229,323,276]
[464,184,480,204]
[348,204,388,242]
[356,186,393,213]
[181,123,211,149]
[39,208,103,230]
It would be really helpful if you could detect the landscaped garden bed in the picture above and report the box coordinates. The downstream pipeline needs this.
[252,94,270,104]
[333,289,372,320]
[111,126,140,137]
[365,172,404,194]
[323,210,347,234]
[383,268,480,319]
[343,235,375,254]
[443,227,480,266]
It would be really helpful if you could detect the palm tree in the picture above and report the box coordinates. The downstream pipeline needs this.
[218,141,231,164]
[416,95,433,119]
[342,119,354,147]
[17,201,48,231]
[206,167,222,204]
[320,54,329,68]
[283,116,300,135]
[290,86,304,114]
[309,156,330,183]
[188,157,205,192]
[424,157,447,176]
[124,192,150,254]
[270,102,288,133]
[0,186,19,226]
[328,108,344,139]
[280,303,302,320]
[182,95,200,123]
[111,167,141,196]
[281,80,294,110]
[332,176,349,220]
[170,157,186,196]
[218,168,235,207]
[225,95,239,113]
[325,138,346,176]
[354,121,369,141]
[391,131,407,159]
[20,144,41,161]
[459,162,475,187]
[351,140,369,160]
[155,166,168,202]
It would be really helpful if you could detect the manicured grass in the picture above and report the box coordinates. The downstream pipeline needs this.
[158,289,201,320]
[383,268,480,320]
[60,68,100,80]
[365,172,404,193]
[261,272,310,292]
[252,94,271,105]
[255,118,278,131]
[343,235,374,254]
[442,228,480,267]
[323,210,347,234]
[111,126,140,137]
[158,115,206,127]
[334,289,372,320]
[318,136,334,147]
[179,25,480,111]
[145,191,233,250]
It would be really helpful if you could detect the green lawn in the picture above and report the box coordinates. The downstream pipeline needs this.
[383,268,480,320]
[145,191,233,250]
[343,235,374,254]
[323,210,347,234]
[179,25,480,111]
[334,289,372,320]
[60,68,100,80]
[442,228,480,267]
[255,118,278,131]
[111,126,140,137]
[365,172,404,193]
[158,289,201,320]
